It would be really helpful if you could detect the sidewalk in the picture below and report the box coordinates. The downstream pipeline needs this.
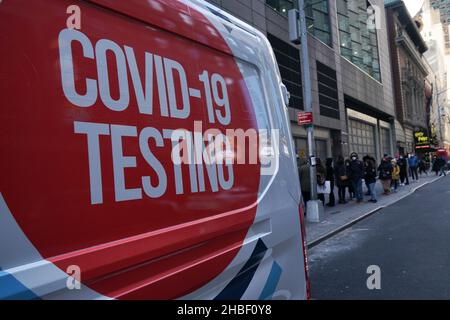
[306,172,447,248]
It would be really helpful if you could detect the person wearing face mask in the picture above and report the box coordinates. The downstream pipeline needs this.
[348,152,364,203]
[378,156,393,195]
[397,154,409,186]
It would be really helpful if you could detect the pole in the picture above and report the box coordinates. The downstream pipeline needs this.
[438,97,443,147]
[297,0,317,200]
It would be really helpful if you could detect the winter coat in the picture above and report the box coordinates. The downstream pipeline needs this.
[299,162,311,192]
[316,164,327,186]
[348,159,364,181]
[398,158,407,173]
[392,164,400,180]
[408,155,418,168]
[378,161,393,180]
[364,161,377,184]
[326,165,335,183]
[334,162,348,187]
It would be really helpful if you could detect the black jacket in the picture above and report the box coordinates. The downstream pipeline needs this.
[349,160,364,181]
[326,165,335,182]
[378,161,393,180]
[397,158,407,172]
[364,162,377,184]
[334,162,347,187]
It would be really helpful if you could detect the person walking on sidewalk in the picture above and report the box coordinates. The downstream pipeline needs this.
[335,156,348,204]
[391,159,400,193]
[432,155,440,176]
[348,152,364,203]
[364,156,377,203]
[438,156,447,177]
[378,156,393,195]
[325,158,335,207]
[398,154,409,186]
[408,153,419,181]
[418,158,428,176]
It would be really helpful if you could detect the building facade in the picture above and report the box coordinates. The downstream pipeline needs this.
[429,0,450,54]
[420,0,450,152]
[206,0,396,162]
[385,0,429,156]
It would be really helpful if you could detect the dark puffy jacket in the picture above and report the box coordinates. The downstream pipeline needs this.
[364,160,377,184]
[349,160,364,181]
[397,158,408,173]
[334,162,347,187]
[378,161,393,180]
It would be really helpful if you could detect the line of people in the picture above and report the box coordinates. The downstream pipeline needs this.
[298,152,446,209]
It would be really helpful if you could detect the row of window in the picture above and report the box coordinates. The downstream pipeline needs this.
[337,0,381,81]
[265,0,332,46]
[265,0,382,82]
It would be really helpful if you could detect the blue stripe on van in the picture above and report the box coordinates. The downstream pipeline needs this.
[214,239,267,300]
[258,261,282,300]
[0,268,39,300]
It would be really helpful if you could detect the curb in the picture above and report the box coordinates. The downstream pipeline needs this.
[307,175,445,249]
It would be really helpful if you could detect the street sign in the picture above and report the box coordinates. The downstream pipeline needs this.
[297,111,313,125]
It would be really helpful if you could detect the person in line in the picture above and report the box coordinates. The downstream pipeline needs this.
[299,157,311,214]
[418,158,428,176]
[325,158,335,207]
[348,152,364,203]
[363,155,376,195]
[408,153,419,181]
[345,158,355,200]
[334,156,348,204]
[391,159,400,193]
[378,156,393,195]
[432,155,440,176]
[316,158,327,206]
[397,154,409,186]
[364,156,377,203]
[438,156,447,177]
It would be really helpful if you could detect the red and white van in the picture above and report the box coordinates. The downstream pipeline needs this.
[0,0,309,299]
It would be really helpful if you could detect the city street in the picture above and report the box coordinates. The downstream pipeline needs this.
[309,175,450,299]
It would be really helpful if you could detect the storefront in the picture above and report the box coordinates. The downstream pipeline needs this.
[346,108,394,161]
[291,124,332,162]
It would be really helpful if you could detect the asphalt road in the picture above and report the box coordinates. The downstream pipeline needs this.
[308,175,450,299]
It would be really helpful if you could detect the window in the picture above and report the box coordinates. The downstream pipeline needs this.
[267,34,304,109]
[337,0,381,81]
[348,118,376,158]
[294,137,328,161]
[304,0,332,46]
[266,0,295,15]
[317,61,340,119]
[381,128,391,156]
[266,1,332,46]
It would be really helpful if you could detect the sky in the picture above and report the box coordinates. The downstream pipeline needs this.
[403,0,425,17]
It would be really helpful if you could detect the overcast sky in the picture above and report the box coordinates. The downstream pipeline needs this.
[403,0,425,17]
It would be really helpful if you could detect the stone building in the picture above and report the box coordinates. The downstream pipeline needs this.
[385,0,429,156]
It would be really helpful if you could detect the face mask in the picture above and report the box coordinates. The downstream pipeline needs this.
[351,157,356,161]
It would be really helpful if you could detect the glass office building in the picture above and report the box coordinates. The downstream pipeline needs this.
[266,0,332,46]
[337,0,381,81]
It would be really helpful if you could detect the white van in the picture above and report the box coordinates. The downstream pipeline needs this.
[0,0,309,299]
